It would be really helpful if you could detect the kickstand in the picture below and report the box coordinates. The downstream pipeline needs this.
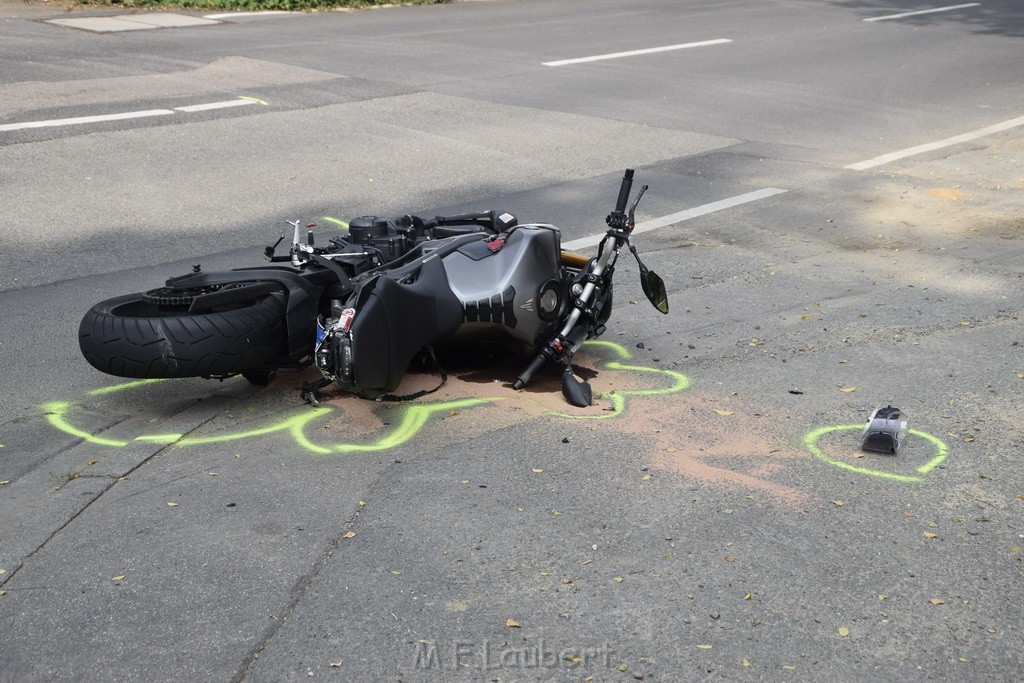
[301,377,334,406]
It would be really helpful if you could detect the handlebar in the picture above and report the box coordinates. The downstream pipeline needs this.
[512,351,549,390]
[405,210,515,234]
[614,169,635,215]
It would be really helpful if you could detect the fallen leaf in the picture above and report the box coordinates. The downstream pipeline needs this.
[342,531,356,539]
[0,590,5,596]
[839,387,857,393]
[642,474,652,481]
[614,577,624,583]
[832,500,845,507]
[166,502,178,507]
[714,409,735,416]
[390,570,401,575]
[618,663,629,672]
[0,481,9,485]
[964,435,975,443]
[838,627,849,637]
[565,655,583,663]
[531,468,544,473]
[461,480,470,484]
[923,532,938,539]
[112,575,125,581]
[329,661,342,667]
[743,660,751,667]
[697,644,713,650]
[1016,373,1024,380]
[783,665,796,670]
[744,593,754,600]
[929,598,945,605]
[878,594,889,601]
[725,556,736,563]
[506,618,521,628]
[358,501,366,507]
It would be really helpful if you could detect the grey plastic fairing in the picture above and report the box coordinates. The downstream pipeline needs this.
[442,225,564,349]
[347,258,463,397]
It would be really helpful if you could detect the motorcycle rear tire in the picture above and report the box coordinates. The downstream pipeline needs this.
[79,291,288,379]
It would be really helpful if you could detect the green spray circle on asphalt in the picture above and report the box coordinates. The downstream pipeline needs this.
[804,424,949,483]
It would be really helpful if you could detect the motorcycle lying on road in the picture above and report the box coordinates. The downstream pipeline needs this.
[79,170,668,407]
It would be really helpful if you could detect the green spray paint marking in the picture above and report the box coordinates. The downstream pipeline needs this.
[43,394,495,455]
[43,401,131,448]
[550,340,690,419]
[45,342,685,451]
[87,378,167,396]
[320,216,350,231]
[804,424,949,483]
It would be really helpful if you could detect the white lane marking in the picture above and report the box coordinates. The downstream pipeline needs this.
[203,10,292,19]
[0,109,174,132]
[845,115,1024,170]
[863,3,980,22]
[175,99,259,113]
[1,99,264,133]
[562,188,787,251]
[543,39,732,67]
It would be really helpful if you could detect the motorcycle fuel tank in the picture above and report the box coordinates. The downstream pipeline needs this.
[441,225,565,350]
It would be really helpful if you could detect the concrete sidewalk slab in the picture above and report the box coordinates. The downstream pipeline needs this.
[45,13,221,33]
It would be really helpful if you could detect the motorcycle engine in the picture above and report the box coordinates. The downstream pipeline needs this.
[314,307,355,389]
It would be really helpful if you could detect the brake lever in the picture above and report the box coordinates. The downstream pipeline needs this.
[626,184,648,231]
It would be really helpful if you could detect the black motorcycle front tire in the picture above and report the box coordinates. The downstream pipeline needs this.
[79,291,288,379]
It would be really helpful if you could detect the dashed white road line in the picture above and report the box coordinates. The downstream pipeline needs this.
[0,109,174,132]
[203,10,292,19]
[175,99,260,113]
[0,99,261,133]
[543,39,732,67]
[863,3,981,22]
[562,188,787,251]
[845,114,1024,170]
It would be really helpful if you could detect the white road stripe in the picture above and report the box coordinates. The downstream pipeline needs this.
[175,99,259,112]
[863,3,980,22]
[203,10,292,19]
[562,188,787,251]
[845,115,1024,170]
[543,39,732,67]
[0,109,174,132]
[1,99,263,133]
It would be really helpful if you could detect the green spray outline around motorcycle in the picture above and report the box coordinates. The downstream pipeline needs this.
[44,339,949,481]
[43,341,690,455]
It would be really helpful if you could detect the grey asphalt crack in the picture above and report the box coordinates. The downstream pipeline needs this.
[0,399,230,585]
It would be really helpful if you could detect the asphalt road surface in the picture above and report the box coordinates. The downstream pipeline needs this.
[1,0,1022,680]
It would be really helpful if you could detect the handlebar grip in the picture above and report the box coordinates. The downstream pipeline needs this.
[614,169,635,214]
[512,353,548,390]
